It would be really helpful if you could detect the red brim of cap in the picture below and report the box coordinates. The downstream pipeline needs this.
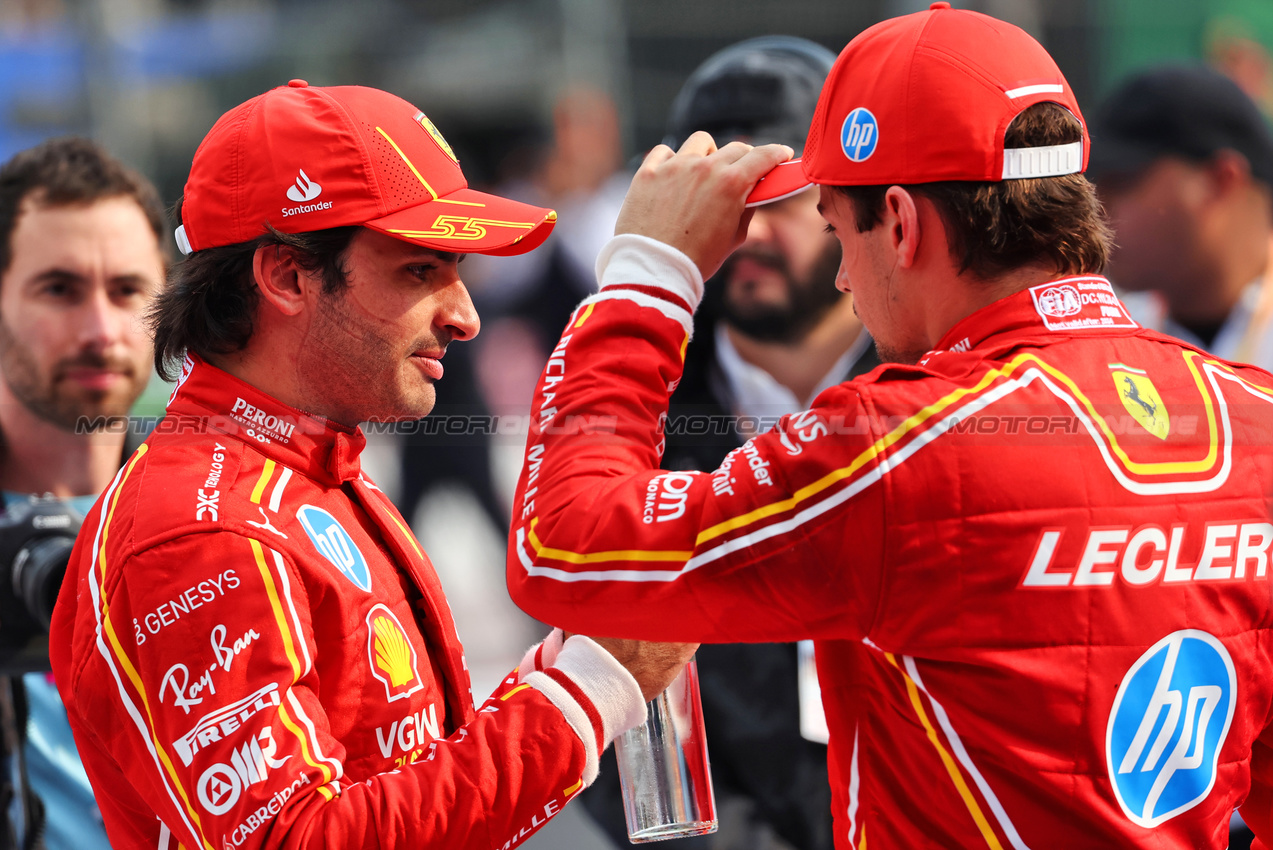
[745,159,814,207]
[365,187,557,256]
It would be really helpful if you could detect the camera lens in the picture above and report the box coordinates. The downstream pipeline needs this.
[12,536,74,628]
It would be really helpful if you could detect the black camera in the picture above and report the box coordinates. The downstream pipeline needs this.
[0,495,83,673]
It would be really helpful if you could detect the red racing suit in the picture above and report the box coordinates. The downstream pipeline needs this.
[506,236,1273,849]
[50,354,645,850]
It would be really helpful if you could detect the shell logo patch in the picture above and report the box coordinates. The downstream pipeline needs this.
[1111,365,1169,440]
[414,111,457,162]
[366,603,425,702]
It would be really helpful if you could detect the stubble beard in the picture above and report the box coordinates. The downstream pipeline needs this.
[304,291,440,425]
[718,241,843,343]
[871,339,927,366]
[0,317,142,432]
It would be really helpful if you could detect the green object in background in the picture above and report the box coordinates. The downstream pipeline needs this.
[130,368,174,421]
[1094,0,1209,93]
[1096,0,1273,104]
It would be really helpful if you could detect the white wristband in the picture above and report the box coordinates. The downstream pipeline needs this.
[521,635,647,786]
[595,234,705,312]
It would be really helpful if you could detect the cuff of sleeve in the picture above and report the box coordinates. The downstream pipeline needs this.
[522,635,648,786]
[518,628,565,678]
[596,234,705,313]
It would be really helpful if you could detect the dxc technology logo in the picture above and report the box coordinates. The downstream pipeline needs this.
[840,108,879,162]
[297,505,371,591]
[285,169,322,203]
[1106,630,1235,828]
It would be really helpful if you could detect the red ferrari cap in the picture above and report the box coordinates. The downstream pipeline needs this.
[175,81,556,256]
[798,2,1088,187]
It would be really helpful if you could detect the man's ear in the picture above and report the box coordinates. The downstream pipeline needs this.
[252,244,317,317]
[1206,149,1253,200]
[883,185,921,269]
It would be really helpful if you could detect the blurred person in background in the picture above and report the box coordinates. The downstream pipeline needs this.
[397,84,634,711]
[49,81,691,850]
[0,136,163,850]
[460,85,630,358]
[581,36,874,850]
[1206,0,1273,117]
[1091,65,1273,371]
[408,85,631,518]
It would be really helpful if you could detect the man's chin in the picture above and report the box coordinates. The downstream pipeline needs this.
[33,385,143,431]
[373,388,437,424]
[873,342,926,366]
[36,404,129,433]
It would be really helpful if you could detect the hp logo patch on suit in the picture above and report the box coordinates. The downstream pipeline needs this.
[1106,630,1236,827]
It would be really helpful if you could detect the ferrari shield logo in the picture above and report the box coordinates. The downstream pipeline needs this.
[414,111,458,162]
[1112,368,1169,440]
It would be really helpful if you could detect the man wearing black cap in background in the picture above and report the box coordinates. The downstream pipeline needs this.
[582,37,874,850]
[1092,64,1273,371]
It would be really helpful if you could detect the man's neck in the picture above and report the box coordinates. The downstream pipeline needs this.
[725,299,864,405]
[1164,268,1257,332]
[0,389,125,497]
[1166,206,1272,330]
[922,262,1068,352]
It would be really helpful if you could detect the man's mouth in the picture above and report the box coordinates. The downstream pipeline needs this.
[409,350,445,381]
[59,359,133,391]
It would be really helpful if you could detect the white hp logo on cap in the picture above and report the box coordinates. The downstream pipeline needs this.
[840,108,879,163]
[286,169,322,203]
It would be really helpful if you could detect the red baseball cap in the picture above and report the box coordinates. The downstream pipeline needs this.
[750,2,1088,193]
[745,159,812,207]
[175,81,556,256]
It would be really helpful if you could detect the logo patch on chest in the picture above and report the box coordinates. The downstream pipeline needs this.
[366,603,425,702]
[297,505,371,591]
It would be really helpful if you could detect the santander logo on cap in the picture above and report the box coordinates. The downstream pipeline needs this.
[286,169,322,203]
[840,107,879,162]
[281,167,333,218]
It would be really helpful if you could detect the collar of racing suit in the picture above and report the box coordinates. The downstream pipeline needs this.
[923,274,1140,362]
[163,353,367,485]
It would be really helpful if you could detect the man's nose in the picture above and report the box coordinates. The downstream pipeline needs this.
[77,286,124,349]
[744,209,777,245]
[835,261,851,293]
[437,278,480,341]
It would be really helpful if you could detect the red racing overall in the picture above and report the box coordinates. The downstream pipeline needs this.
[508,237,1273,849]
[52,354,641,850]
